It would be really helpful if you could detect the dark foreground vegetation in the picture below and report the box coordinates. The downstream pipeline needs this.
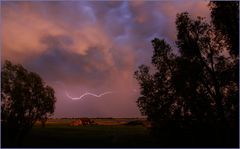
[2,118,237,148]
[2,119,158,148]
[134,1,239,148]
[152,121,238,147]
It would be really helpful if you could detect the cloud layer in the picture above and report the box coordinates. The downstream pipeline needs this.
[2,1,210,117]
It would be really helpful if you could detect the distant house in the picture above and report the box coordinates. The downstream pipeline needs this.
[70,120,82,126]
[70,118,95,126]
[80,118,94,125]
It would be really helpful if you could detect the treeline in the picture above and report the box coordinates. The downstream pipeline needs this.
[134,1,239,147]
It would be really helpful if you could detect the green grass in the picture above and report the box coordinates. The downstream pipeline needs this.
[3,119,238,147]
[21,124,161,147]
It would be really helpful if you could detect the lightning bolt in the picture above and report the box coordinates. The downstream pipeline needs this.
[65,91,112,100]
[55,81,112,100]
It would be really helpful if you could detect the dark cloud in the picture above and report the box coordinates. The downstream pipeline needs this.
[25,34,112,87]
[40,34,74,49]
[2,1,210,117]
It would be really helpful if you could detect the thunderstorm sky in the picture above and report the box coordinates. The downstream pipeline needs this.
[1,1,210,118]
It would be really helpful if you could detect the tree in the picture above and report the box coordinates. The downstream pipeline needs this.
[209,1,239,57]
[209,1,239,127]
[1,60,56,147]
[175,11,239,127]
[134,40,179,131]
[134,4,238,147]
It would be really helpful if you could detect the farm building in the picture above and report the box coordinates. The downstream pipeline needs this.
[70,118,95,126]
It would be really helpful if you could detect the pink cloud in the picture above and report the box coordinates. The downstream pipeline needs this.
[2,1,211,118]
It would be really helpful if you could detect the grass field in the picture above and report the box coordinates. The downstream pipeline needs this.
[2,118,238,147]
[16,118,162,148]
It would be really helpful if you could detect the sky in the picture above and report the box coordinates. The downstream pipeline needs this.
[1,1,210,118]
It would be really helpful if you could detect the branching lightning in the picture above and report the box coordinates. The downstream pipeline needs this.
[55,81,113,100]
[65,91,113,100]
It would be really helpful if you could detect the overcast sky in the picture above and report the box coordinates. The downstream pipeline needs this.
[2,1,210,118]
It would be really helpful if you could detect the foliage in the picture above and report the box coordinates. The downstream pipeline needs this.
[1,60,56,146]
[209,1,239,57]
[134,2,239,145]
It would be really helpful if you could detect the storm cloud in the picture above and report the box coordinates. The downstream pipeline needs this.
[2,1,210,117]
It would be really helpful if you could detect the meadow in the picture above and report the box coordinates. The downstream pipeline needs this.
[3,118,237,147]
[18,118,162,148]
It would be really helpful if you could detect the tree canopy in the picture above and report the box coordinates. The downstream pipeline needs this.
[134,1,238,147]
[1,60,56,146]
[209,1,239,57]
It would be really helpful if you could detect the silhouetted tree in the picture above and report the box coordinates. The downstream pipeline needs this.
[134,39,180,131]
[209,1,239,57]
[134,4,238,147]
[1,60,56,147]
[209,1,239,127]
[176,11,239,127]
